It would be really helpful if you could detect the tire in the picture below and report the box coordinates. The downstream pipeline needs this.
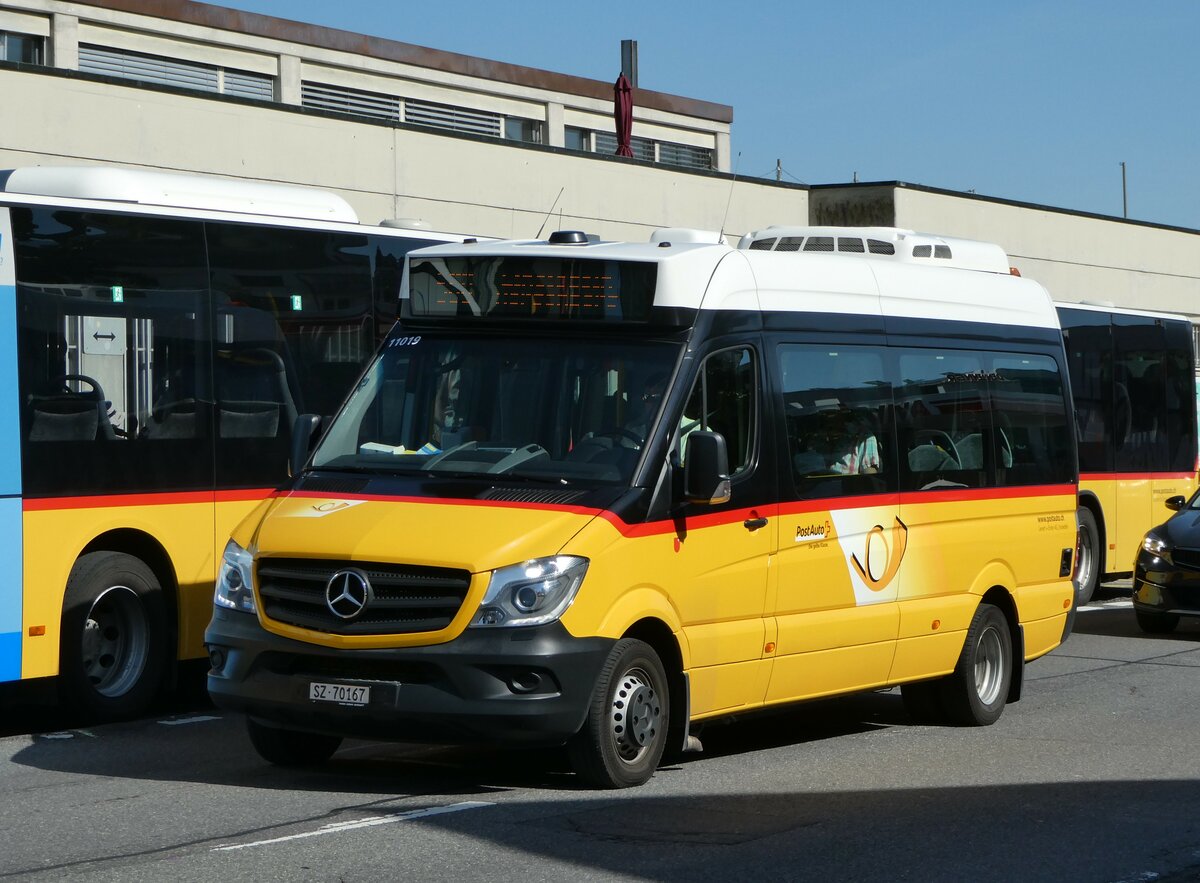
[900,680,945,724]
[939,603,1013,726]
[1135,608,1180,634]
[246,718,343,767]
[1075,507,1100,606]
[568,638,670,789]
[58,551,166,722]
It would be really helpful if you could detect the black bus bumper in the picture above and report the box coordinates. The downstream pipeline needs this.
[205,607,614,745]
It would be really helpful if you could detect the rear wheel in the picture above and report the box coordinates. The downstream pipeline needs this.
[246,718,343,767]
[58,552,166,722]
[1135,608,1180,634]
[568,638,669,789]
[939,603,1013,726]
[1075,508,1100,606]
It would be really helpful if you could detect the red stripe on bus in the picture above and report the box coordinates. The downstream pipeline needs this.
[1079,472,1195,482]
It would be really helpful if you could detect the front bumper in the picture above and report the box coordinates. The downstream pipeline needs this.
[1132,551,1200,617]
[205,607,614,745]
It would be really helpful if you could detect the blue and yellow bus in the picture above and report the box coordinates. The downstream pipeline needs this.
[206,225,1077,787]
[0,165,470,719]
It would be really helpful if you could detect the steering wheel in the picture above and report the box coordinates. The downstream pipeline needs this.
[913,429,961,466]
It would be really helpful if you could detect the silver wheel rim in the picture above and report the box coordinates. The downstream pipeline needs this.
[608,667,662,765]
[81,585,149,698]
[1076,525,1094,598]
[974,625,1005,706]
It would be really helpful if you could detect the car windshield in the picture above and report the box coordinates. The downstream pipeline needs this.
[311,332,681,486]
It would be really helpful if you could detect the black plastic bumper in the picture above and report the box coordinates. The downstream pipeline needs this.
[205,607,614,745]
[1131,549,1200,616]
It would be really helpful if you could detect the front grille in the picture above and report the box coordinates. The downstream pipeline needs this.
[1171,548,1200,571]
[257,558,471,636]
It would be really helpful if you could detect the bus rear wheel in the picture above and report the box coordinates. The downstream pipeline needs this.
[568,638,670,788]
[58,552,166,722]
[1075,507,1100,606]
[939,602,1013,726]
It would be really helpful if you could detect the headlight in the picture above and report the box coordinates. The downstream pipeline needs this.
[214,539,257,614]
[1142,532,1172,563]
[470,556,588,628]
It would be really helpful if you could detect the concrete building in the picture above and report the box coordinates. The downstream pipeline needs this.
[1,0,1198,322]
[0,0,807,239]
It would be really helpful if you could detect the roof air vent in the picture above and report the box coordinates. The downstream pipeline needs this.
[548,230,589,245]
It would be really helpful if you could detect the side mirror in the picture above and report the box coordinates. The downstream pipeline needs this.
[1165,494,1186,512]
[684,430,731,505]
[289,414,322,477]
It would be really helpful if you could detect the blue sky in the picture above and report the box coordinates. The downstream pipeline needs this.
[216,1,1200,230]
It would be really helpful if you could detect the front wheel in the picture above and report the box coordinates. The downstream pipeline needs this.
[568,638,670,788]
[939,603,1013,726]
[246,718,343,767]
[58,551,167,722]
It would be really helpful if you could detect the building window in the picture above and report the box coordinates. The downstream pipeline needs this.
[657,141,714,171]
[569,125,713,170]
[302,81,400,122]
[404,98,501,138]
[0,31,44,64]
[78,45,273,99]
[504,117,543,144]
[564,125,590,152]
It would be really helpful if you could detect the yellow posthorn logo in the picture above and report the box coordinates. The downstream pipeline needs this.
[851,517,908,592]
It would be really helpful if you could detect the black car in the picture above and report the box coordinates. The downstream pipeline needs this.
[1132,492,1200,633]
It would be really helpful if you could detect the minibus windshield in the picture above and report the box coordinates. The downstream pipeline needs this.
[311,333,681,486]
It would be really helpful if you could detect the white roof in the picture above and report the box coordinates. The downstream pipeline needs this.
[0,166,359,223]
[405,227,1059,329]
[738,225,1015,275]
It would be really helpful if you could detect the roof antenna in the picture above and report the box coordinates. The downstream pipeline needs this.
[717,152,741,245]
[535,186,566,239]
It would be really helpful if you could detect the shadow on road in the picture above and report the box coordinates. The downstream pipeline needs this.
[6,689,907,797]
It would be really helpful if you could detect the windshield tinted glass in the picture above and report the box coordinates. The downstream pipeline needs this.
[312,333,680,485]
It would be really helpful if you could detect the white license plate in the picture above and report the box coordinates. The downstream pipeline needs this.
[309,682,370,706]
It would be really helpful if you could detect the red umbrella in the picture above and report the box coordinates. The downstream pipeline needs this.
[613,73,634,157]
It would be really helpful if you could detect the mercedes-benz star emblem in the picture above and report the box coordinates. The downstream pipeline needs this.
[325,569,373,620]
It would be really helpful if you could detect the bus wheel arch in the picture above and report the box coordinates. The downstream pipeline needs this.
[567,617,682,788]
[60,531,178,721]
[929,592,1017,726]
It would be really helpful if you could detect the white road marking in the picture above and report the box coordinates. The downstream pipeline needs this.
[1078,600,1133,612]
[212,800,495,852]
[157,715,222,726]
[37,730,97,740]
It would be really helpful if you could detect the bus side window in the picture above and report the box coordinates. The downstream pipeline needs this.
[776,344,894,499]
[896,350,990,491]
[989,353,1073,486]
[678,347,756,474]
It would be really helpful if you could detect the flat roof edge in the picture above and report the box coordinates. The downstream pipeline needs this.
[68,0,734,123]
[810,181,1200,237]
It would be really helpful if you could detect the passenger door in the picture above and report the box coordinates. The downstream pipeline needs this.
[670,344,776,717]
[768,343,901,702]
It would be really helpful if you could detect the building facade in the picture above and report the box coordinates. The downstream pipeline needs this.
[1,0,1199,322]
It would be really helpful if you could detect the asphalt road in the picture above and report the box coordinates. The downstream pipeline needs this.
[2,587,1200,882]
